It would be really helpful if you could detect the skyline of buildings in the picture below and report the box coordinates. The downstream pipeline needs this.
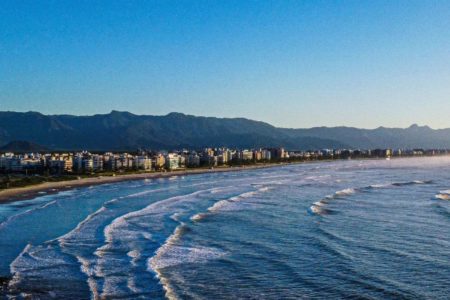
[0,147,448,175]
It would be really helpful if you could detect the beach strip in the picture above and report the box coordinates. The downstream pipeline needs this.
[0,164,279,204]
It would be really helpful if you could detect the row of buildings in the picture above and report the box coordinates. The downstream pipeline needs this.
[0,148,288,174]
[0,147,448,174]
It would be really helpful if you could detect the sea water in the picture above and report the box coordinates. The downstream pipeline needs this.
[0,157,449,299]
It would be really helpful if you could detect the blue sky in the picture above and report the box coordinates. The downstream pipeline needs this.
[1,1,450,128]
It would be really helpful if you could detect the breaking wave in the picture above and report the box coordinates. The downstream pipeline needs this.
[0,199,58,231]
[148,222,226,300]
[146,185,271,299]
[87,186,239,299]
[206,186,271,213]
[309,180,433,216]
[435,192,450,200]
[7,242,87,299]
[335,188,356,197]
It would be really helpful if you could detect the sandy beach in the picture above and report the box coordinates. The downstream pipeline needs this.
[0,164,280,204]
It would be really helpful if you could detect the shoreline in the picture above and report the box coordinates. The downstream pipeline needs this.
[0,164,282,204]
[1,155,448,204]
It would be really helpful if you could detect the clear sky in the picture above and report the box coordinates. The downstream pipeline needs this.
[1,1,450,129]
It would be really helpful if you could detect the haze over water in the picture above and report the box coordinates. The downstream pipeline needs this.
[1,157,449,299]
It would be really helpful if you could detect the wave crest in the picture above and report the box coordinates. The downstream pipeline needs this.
[435,194,450,200]
[309,179,433,216]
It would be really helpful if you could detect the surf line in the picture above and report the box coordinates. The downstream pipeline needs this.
[309,180,433,216]
[148,185,272,299]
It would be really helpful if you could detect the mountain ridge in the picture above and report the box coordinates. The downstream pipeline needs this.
[0,111,449,151]
[0,141,49,152]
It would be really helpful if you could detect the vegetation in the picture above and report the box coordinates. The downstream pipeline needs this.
[0,174,79,190]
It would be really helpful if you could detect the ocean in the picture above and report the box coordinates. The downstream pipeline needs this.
[0,157,449,299]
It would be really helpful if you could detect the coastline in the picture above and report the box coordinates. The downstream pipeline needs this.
[0,164,282,204]
[1,155,447,204]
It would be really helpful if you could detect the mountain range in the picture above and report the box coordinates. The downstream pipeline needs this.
[0,111,449,151]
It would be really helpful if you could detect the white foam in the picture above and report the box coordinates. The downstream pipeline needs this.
[121,187,168,199]
[91,187,231,298]
[53,194,146,299]
[435,194,450,200]
[127,250,141,266]
[8,243,79,296]
[127,249,140,258]
[41,200,57,208]
[148,223,226,300]
[149,245,226,270]
[57,187,172,247]
[305,175,332,182]
[0,199,58,230]
[369,183,392,189]
[335,188,356,196]
[57,206,108,246]
[76,255,100,299]
[9,244,33,275]
[170,212,182,221]
[309,205,323,215]
[103,190,213,243]
[127,277,141,294]
[207,199,229,212]
[207,187,270,213]
[142,232,153,240]
[236,190,257,198]
[6,186,237,299]
[190,213,207,222]
[146,223,187,300]
[313,200,326,207]
[309,187,356,216]
[439,190,450,195]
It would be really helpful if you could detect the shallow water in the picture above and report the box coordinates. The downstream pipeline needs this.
[1,157,449,299]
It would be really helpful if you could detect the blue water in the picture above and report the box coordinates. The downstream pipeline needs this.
[1,157,449,299]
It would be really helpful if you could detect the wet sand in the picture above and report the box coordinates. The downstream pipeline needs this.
[0,164,279,204]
